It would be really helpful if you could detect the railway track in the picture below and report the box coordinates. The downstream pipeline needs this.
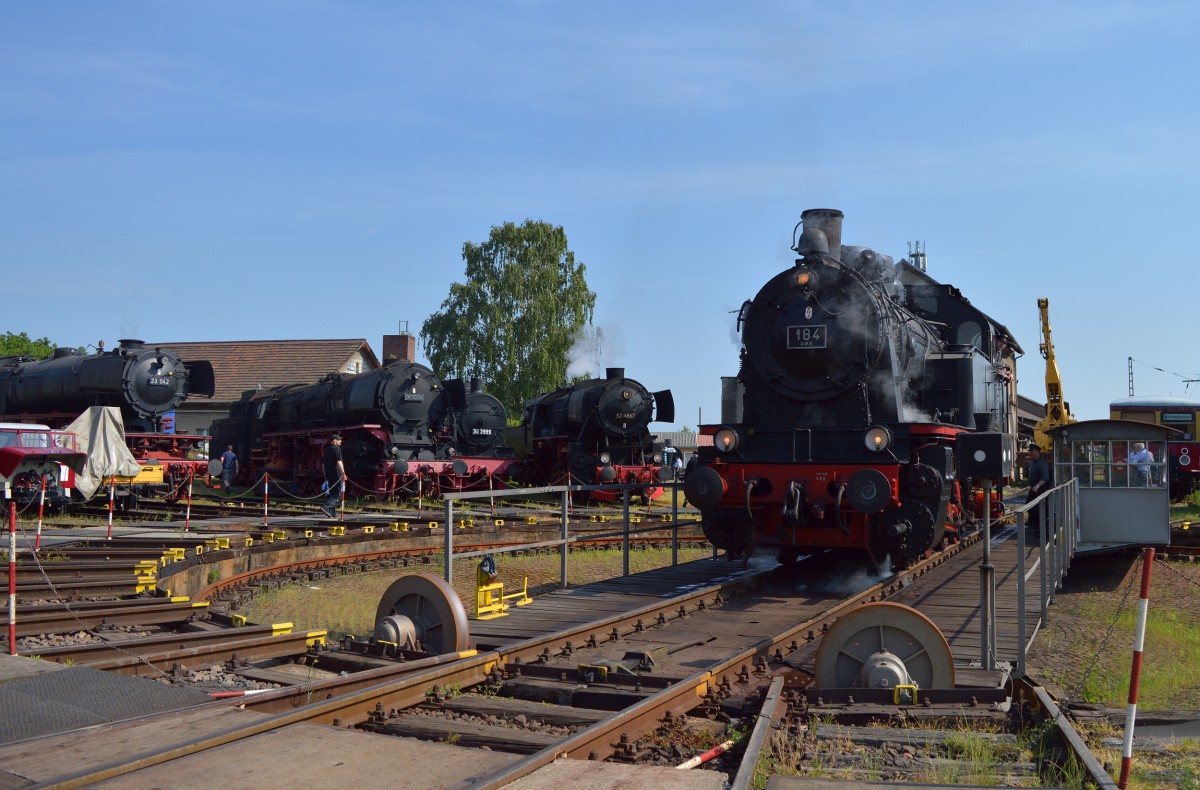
[4,536,985,788]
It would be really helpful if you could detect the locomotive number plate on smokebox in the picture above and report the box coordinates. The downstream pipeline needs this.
[787,325,826,349]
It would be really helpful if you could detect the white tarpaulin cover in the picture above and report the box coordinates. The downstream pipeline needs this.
[65,407,142,500]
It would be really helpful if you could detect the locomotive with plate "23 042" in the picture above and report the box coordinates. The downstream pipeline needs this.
[685,209,1020,567]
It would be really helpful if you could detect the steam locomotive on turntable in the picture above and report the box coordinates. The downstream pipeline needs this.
[0,339,216,500]
[684,209,1020,567]
[210,361,511,498]
[506,368,675,500]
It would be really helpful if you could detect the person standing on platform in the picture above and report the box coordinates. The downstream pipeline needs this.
[321,434,346,518]
[1025,444,1052,531]
[1129,441,1155,487]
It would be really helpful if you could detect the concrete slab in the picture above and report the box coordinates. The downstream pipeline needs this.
[0,653,68,685]
[509,758,728,790]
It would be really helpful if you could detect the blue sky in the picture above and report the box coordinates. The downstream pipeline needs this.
[3,1,1199,429]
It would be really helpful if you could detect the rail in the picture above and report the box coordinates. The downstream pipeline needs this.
[1014,477,1080,676]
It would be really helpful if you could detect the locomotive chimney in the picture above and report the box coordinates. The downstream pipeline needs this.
[118,339,145,350]
[796,208,844,261]
[605,367,624,381]
[470,377,483,393]
[53,347,79,359]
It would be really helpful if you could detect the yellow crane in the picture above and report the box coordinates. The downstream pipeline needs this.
[1032,297,1075,451]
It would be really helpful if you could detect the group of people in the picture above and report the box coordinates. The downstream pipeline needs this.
[213,435,347,519]
[1024,439,1157,529]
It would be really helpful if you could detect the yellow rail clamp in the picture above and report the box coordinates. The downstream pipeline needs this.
[193,545,204,555]
[524,516,537,525]
[399,522,410,531]
[1184,521,1192,531]
[192,601,210,609]
[597,515,608,523]
[662,514,673,522]
[263,533,275,543]
[232,614,247,627]
[474,581,508,620]
[578,663,609,682]
[271,622,293,635]
[169,596,191,603]
[363,525,375,534]
[330,526,346,536]
[243,537,254,548]
[135,579,157,594]
[630,516,642,524]
[389,523,400,533]
[493,520,505,527]
[306,630,328,648]
[893,684,918,705]
[304,529,314,538]
[428,522,438,530]
[506,577,533,608]
[136,560,158,574]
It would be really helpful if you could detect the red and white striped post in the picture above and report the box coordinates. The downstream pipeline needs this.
[1118,547,1156,790]
[339,482,346,519]
[184,467,194,533]
[8,501,17,655]
[107,475,116,540]
[262,473,270,527]
[35,475,46,551]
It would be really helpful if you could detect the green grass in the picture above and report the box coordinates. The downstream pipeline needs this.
[238,546,713,639]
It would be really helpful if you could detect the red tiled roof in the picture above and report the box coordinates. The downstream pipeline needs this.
[147,339,380,403]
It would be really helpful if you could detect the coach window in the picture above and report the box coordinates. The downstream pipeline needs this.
[1109,440,1129,488]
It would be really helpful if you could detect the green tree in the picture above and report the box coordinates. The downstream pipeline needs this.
[0,331,56,359]
[422,220,597,417]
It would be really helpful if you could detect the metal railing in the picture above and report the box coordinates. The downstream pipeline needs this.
[1014,478,1080,676]
[438,482,703,589]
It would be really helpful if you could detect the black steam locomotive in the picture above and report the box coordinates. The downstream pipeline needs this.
[211,361,511,498]
[684,209,1019,566]
[0,339,214,432]
[506,368,675,500]
[0,339,216,499]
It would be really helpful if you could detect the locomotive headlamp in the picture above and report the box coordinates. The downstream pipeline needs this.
[864,426,892,453]
[793,266,816,290]
[714,427,740,453]
[598,451,612,466]
[652,452,663,464]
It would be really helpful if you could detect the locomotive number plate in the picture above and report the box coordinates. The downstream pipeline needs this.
[147,376,171,386]
[787,324,827,349]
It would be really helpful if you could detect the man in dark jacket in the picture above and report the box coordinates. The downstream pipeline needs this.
[1025,445,1052,531]
[321,434,346,518]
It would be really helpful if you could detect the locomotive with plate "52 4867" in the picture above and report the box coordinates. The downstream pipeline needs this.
[505,368,675,500]
[685,209,1020,567]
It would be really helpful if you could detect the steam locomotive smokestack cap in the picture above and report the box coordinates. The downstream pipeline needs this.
[606,367,624,381]
[795,208,844,261]
[118,339,145,350]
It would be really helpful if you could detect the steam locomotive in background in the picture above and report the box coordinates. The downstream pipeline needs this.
[685,209,1020,567]
[211,361,511,499]
[0,339,216,499]
[506,368,675,500]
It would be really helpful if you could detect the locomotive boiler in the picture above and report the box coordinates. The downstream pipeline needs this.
[0,339,215,432]
[506,368,675,499]
[684,208,1019,566]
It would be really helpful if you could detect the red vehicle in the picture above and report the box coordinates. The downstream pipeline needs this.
[0,423,86,508]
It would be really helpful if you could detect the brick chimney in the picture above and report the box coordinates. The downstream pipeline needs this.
[382,332,416,363]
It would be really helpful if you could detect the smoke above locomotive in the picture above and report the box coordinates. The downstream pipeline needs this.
[0,339,215,432]
[687,208,1019,567]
